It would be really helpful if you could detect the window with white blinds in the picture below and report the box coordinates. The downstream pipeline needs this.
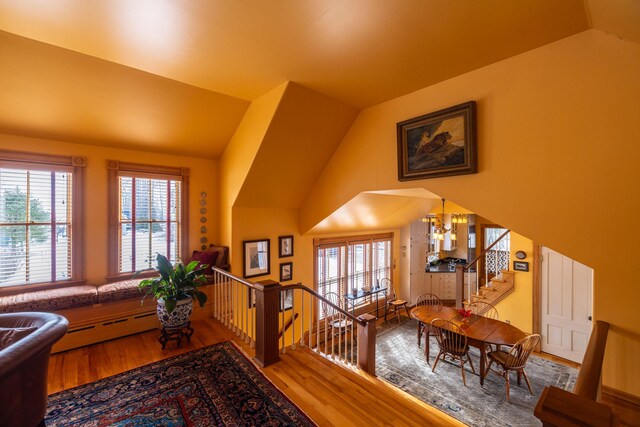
[315,233,392,318]
[118,176,181,273]
[107,161,189,280]
[0,151,85,288]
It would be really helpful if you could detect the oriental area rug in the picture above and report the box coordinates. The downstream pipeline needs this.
[376,319,578,427]
[45,341,316,427]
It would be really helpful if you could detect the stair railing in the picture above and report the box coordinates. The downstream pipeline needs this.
[210,268,377,374]
[455,229,510,308]
[210,268,257,347]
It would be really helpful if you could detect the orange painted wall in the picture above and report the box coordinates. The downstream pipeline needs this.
[0,133,218,285]
[495,232,534,333]
[230,207,310,284]
[218,83,287,251]
[300,29,640,396]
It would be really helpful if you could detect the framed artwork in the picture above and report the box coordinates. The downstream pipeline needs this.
[280,262,293,282]
[279,235,294,258]
[242,239,270,278]
[397,101,477,181]
[513,261,529,272]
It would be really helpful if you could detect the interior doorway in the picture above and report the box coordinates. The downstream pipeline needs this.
[539,246,593,363]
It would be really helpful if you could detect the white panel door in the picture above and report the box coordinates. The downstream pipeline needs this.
[541,247,593,363]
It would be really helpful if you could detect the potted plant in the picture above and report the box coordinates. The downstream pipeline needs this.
[138,253,208,328]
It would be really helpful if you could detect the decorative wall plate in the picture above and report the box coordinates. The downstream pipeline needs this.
[201,244,207,250]
[200,207,207,214]
[200,191,207,198]
[200,236,208,243]
[199,199,207,206]
[201,226,207,233]
[200,216,207,223]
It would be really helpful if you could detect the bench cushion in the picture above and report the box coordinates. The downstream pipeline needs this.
[96,279,142,304]
[0,285,98,313]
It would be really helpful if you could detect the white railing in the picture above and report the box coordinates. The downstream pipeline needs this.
[209,268,376,372]
[210,269,256,347]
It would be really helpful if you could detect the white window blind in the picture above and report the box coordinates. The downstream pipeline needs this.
[0,167,73,286]
[315,234,392,318]
[118,176,181,273]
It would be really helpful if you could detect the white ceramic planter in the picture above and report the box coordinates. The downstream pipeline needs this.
[156,297,193,328]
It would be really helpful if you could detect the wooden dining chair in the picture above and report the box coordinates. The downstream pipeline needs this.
[484,333,541,401]
[467,301,499,320]
[381,278,410,323]
[430,318,476,386]
[415,293,442,350]
[322,292,353,333]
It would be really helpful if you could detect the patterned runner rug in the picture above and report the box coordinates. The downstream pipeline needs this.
[376,319,578,427]
[46,341,316,427]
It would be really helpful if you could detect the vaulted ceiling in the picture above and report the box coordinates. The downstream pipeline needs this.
[0,0,604,158]
[1,1,638,233]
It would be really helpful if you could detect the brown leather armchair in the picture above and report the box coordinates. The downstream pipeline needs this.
[0,312,68,427]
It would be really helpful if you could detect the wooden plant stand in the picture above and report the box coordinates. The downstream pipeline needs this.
[159,321,194,349]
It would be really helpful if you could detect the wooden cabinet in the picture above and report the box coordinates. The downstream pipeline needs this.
[441,273,457,300]
[413,272,457,303]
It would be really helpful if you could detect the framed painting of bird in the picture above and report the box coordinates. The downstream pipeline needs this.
[397,101,477,181]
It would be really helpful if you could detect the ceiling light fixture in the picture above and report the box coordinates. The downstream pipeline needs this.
[432,198,450,241]
[422,198,468,241]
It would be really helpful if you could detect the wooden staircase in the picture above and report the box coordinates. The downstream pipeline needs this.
[464,270,515,312]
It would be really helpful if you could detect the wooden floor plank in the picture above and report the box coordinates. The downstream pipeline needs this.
[48,316,463,426]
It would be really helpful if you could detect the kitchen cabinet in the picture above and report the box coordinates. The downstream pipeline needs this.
[441,273,457,300]
[411,272,458,304]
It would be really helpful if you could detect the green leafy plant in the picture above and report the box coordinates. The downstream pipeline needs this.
[138,253,208,314]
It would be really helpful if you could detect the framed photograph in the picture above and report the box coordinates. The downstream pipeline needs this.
[397,101,477,181]
[243,239,270,278]
[280,262,293,282]
[513,261,529,272]
[279,235,294,258]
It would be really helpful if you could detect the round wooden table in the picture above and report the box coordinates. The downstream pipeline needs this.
[411,305,526,386]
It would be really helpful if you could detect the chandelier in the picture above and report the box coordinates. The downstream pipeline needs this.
[420,198,467,241]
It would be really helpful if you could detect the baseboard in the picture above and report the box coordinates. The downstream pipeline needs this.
[51,286,218,353]
[601,386,640,427]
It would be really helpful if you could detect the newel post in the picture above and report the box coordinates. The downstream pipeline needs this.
[254,279,281,368]
[357,313,377,375]
[455,265,465,308]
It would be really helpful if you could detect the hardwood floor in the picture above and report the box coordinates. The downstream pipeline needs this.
[48,316,464,427]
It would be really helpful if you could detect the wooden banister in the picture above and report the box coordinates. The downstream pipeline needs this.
[455,229,511,308]
[286,283,366,327]
[574,320,610,400]
[208,272,377,375]
[465,229,511,269]
[534,386,613,426]
[253,279,281,368]
[287,283,376,374]
[357,313,377,374]
[534,320,613,426]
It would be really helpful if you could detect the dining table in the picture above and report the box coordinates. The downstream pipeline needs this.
[411,305,526,386]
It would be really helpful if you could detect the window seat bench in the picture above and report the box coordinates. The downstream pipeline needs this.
[0,246,230,352]
[0,278,222,353]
